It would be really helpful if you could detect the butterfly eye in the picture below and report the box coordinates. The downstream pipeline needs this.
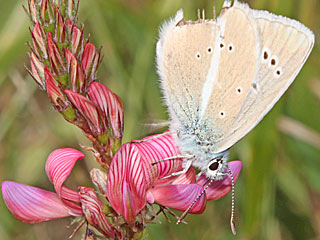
[209,161,219,171]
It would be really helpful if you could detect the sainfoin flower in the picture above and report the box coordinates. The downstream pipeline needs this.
[1,148,84,223]
[106,132,242,223]
[1,148,119,238]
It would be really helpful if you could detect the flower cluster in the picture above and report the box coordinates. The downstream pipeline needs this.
[26,0,123,166]
[1,0,242,239]
[2,134,241,238]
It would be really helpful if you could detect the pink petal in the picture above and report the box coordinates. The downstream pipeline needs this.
[88,82,123,139]
[197,161,242,201]
[45,66,68,110]
[47,32,64,75]
[1,181,71,223]
[148,184,206,214]
[65,49,86,94]
[81,43,97,78]
[71,24,83,55]
[30,52,45,88]
[79,187,121,239]
[28,0,37,22]
[106,143,146,223]
[60,186,83,216]
[133,132,183,186]
[32,22,47,58]
[65,90,104,136]
[45,148,84,200]
[170,167,196,185]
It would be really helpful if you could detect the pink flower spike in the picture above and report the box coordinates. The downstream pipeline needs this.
[1,181,72,223]
[197,161,242,201]
[106,143,146,223]
[65,90,105,137]
[88,82,124,139]
[148,184,206,214]
[79,187,121,239]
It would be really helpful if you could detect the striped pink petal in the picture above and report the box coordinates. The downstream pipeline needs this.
[47,32,64,75]
[133,132,183,187]
[197,161,242,201]
[148,184,206,214]
[60,186,83,216]
[79,187,121,239]
[45,148,84,213]
[65,90,104,136]
[27,0,37,23]
[71,24,83,55]
[88,82,123,138]
[45,66,68,110]
[81,43,98,79]
[65,49,86,93]
[106,143,146,223]
[31,22,47,58]
[170,167,196,185]
[1,181,71,223]
[29,52,45,89]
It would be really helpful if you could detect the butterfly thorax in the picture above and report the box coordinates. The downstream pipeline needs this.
[171,122,228,179]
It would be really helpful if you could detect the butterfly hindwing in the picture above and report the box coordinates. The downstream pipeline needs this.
[211,2,314,153]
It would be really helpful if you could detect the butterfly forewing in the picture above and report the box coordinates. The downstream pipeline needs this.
[158,14,218,127]
[213,3,315,153]
[201,4,259,147]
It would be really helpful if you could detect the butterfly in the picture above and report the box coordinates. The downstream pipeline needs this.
[156,0,314,181]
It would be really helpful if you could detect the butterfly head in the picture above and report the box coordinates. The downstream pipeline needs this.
[206,155,227,180]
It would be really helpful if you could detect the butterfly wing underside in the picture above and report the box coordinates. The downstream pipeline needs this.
[157,11,219,128]
[210,2,314,153]
[157,1,314,155]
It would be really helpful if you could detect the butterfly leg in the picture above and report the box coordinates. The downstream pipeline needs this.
[160,160,193,179]
[151,154,193,165]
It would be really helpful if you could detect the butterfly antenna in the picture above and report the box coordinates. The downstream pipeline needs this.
[177,178,214,224]
[227,165,236,235]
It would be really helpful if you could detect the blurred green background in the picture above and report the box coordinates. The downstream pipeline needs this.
[0,0,319,239]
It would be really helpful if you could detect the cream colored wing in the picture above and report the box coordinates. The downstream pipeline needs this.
[156,10,219,127]
[201,1,259,150]
[211,1,314,153]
